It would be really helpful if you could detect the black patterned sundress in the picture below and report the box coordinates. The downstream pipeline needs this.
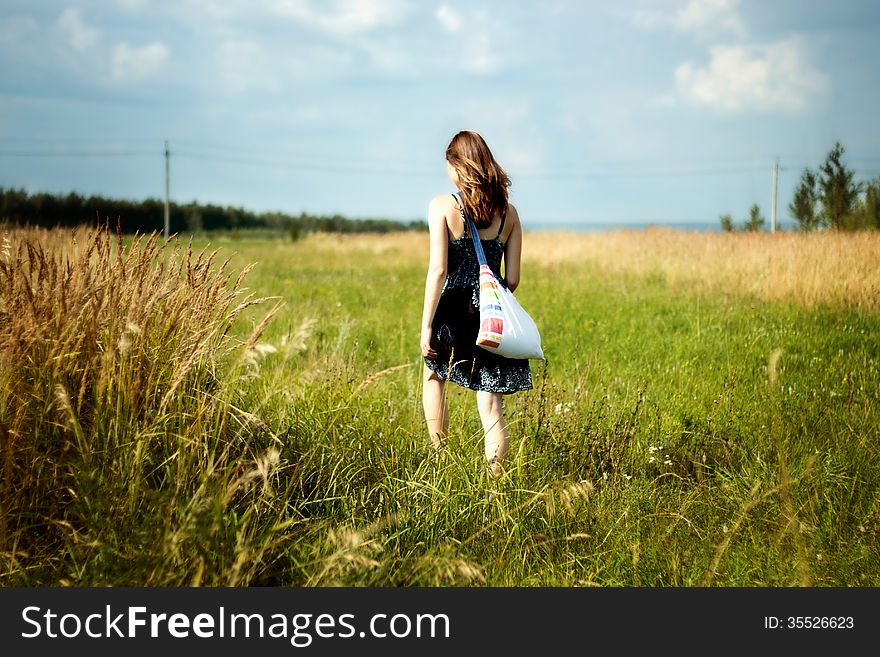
[423,194,533,394]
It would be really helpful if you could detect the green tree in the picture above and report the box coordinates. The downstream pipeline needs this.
[744,204,765,232]
[818,142,862,230]
[858,178,880,230]
[288,219,303,241]
[719,213,734,232]
[789,168,820,232]
[185,202,203,232]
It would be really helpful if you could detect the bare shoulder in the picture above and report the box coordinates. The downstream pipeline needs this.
[428,193,457,233]
[429,193,457,212]
[506,203,522,229]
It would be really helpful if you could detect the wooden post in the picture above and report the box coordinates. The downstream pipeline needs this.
[770,159,778,233]
[164,140,170,239]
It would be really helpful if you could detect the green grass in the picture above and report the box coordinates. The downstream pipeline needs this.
[2,230,878,586]
[208,235,880,586]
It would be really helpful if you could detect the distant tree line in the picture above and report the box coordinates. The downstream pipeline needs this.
[720,142,880,232]
[0,187,428,238]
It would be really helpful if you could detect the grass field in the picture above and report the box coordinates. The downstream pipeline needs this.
[2,226,879,586]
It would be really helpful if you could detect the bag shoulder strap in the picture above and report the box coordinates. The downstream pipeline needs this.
[465,218,488,268]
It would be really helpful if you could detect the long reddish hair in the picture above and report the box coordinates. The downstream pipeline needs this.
[445,131,510,228]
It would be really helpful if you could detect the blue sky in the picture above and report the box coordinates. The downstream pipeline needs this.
[1,0,879,227]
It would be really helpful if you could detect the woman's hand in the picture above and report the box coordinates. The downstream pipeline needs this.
[420,325,437,359]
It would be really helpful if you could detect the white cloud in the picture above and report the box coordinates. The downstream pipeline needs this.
[271,0,409,37]
[166,1,504,80]
[465,31,501,75]
[674,37,827,111]
[635,1,826,113]
[354,4,506,77]
[111,41,169,81]
[433,6,507,76]
[435,4,462,33]
[634,0,747,40]
[57,8,100,52]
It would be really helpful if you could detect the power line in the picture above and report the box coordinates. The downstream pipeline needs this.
[0,149,158,158]
[171,138,438,168]
[173,151,772,180]
[0,137,163,145]
[517,165,767,180]
[173,150,439,177]
[0,148,784,180]
[0,144,870,181]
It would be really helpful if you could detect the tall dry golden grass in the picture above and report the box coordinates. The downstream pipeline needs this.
[523,227,880,309]
[0,225,282,582]
[296,228,880,309]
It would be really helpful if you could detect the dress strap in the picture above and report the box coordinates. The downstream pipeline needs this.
[451,192,468,235]
[496,207,507,240]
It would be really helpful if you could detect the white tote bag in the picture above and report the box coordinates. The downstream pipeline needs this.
[466,213,545,361]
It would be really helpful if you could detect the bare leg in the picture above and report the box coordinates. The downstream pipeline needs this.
[422,366,448,448]
[476,391,508,475]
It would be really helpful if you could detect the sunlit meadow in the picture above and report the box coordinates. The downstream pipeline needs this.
[1,226,878,586]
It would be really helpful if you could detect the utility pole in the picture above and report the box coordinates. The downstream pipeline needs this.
[164,139,170,239]
[770,159,779,233]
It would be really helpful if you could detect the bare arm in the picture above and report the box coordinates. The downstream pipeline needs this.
[420,196,449,358]
[503,205,522,292]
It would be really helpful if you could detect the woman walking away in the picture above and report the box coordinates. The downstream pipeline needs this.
[420,130,532,476]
